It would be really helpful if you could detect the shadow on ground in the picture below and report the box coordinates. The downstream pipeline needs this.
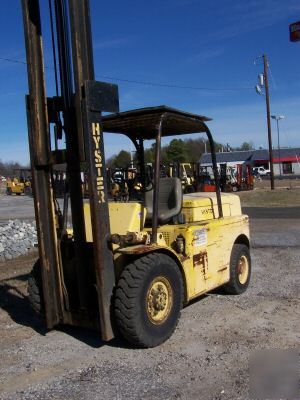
[0,271,47,335]
[0,269,133,349]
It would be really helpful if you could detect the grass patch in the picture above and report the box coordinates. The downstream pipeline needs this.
[236,188,300,207]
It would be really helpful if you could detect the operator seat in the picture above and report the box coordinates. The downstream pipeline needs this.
[145,177,183,224]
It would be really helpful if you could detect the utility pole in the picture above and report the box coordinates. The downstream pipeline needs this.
[263,54,275,190]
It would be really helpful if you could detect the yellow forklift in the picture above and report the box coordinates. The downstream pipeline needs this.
[22,0,250,348]
[6,168,32,195]
[171,162,195,193]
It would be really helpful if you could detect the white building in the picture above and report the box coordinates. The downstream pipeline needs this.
[200,148,300,176]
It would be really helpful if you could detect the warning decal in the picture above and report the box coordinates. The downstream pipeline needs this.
[193,229,207,247]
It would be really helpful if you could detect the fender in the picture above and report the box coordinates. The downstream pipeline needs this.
[116,244,189,304]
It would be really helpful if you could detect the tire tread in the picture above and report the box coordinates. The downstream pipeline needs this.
[115,253,183,348]
[223,244,251,295]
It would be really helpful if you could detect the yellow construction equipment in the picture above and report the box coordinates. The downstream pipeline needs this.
[22,0,251,349]
[6,169,32,195]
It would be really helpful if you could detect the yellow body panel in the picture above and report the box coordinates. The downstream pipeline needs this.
[83,192,249,303]
[182,192,241,221]
[156,215,249,300]
[84,202,145,242]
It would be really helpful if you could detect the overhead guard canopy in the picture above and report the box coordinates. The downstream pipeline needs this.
[102,106,212,140]
[102,105,223,221]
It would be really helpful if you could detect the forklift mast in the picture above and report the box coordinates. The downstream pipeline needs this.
[21,0,119,340]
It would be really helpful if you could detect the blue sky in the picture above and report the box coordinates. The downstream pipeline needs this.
[0,0,300,164]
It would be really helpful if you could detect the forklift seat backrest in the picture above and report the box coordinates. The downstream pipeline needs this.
[145,177,182,224]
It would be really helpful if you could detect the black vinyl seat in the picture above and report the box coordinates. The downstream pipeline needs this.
[145,178,183,224]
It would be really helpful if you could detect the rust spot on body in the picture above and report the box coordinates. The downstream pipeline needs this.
[193,251,208,277]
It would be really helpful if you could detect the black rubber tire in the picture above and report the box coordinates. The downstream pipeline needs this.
[223,244,251,295]
[28,260,44,316]
[6,187,12,195]
[115,253,184,348]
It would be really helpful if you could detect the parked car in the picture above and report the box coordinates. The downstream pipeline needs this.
[253,167,270,176]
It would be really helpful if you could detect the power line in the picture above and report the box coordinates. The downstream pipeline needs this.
[0,57,53,70]
[0,57,27,66]
[268,65,277,90]
[0,56,253,92]
[95,74,253,92]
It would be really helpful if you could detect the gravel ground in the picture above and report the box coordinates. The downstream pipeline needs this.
[0,220,37,262]
[0,211,299,400]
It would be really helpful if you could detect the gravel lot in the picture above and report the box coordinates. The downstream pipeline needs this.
[0,195,299,399]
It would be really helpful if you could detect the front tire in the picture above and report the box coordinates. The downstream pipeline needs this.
[115,253,183,348]
[223,244,251,295]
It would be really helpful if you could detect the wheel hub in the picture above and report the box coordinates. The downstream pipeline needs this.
[146,277,173,325]
[151,284,167,311]
[237,255,249,285]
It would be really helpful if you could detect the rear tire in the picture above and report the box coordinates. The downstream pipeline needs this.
[28,260,44,316]
[223,244,251,295]
[115,253,183,348]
